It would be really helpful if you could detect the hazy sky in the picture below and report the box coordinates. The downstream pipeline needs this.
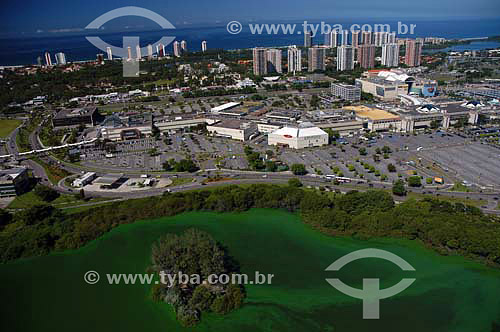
[1,0,499,34]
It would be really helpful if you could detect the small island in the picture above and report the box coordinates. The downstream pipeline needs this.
[150,228,245,326]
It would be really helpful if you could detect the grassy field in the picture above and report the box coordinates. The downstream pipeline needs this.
[449,182,473,192]
[0,119,21,138]
[407,191,484,207]
[8,191,114,210]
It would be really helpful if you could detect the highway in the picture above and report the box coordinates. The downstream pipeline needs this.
[4,121,500,215]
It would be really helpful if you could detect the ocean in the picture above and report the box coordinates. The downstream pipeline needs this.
[1,18,500,66]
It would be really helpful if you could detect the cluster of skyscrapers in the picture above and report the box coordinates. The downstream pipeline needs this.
[252,48,283,75]
[252,30,423,75]
[40,38,204,67]
[253,45,328,75]
[39,51,67,66]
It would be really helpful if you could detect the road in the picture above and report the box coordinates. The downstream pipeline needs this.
[5,121,500,215]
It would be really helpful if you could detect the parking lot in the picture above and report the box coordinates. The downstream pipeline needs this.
[74,130,500,188]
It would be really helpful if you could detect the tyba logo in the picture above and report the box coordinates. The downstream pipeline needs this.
[325,248,416,319]
[85,6,176,77]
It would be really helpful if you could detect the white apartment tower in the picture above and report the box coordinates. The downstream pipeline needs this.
[329,30,339,47]
[55,52,66,65]
[136,45,142,60]
[173,41,181,57]
[340,30,349,45]
[337,45,354,71]
[106,47,113,60]
[180,40,187,53]
[287,45,302,74]
[266,49,282,73]
[382,43,400,67]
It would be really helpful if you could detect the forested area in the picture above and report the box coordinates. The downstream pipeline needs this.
[150,228,245,326]
[0,184,499,267]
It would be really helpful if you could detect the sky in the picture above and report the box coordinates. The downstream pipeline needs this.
[1,0,499,36]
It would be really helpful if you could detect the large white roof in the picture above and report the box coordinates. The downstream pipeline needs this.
[378,71,411,82]
[271,125,327,138]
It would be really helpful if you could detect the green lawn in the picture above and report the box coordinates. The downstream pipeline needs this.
[407,191,483,207]
[449,182,474,192]
[168,177,194,187]
[8,191,114,210]
[0,119,22,138]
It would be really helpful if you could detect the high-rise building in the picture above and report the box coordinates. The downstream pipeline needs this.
[157,43,165,57]
[136,45,142,60]
[382,43,400,67]
[337,45,354,71]
[180,40,187,53]
[324,33,331,47]
[147,44,153,59]
[304,31,312,47]
[266,49,282,73]
[329,30,339,47]
[373,32,386,46]
[308,47,325,72]
[340,30,349,45]
[331,30,339,47]
[357,44,376,68]
[44,52,52,66]
[106,47,113,60]
[55,52,66,65]
[351,30,360,47]
[287,45,302,74]
[405,39,422,67]
[127,47,132,61]
[97,53,104,64]
[201,40,207,52]
[387,32,396,44]
[37,56,43,67]
[361,31,372,45]
[253,47,267,76]
[173,41,181,57]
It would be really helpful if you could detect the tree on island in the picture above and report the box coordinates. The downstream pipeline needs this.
[150,228,245,326]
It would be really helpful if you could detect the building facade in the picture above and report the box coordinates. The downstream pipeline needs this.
[253,47,268,76]
[382,44,400,67]
[357,44,376,68]
[308,47,326,72]
[405,39,422,67]
[331,83,361,101]
[287,45,302,74]
[337,45,354,71]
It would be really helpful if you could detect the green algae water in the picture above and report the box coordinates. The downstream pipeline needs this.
[2,209,500,332]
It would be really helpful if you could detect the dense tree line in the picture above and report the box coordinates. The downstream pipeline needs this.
[0,185,499,267]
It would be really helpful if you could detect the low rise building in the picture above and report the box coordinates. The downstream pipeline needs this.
[207,120,257,141]
[155,116,214,132]
[100,113,153,141]
[344,105,402,131]
[331,83,361,101]
[52,107,101,127]
[268,122,328,149]
[210,102,242,114]
[0,167,30,197]
[355,77,409,101]
[73,172,96,188]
